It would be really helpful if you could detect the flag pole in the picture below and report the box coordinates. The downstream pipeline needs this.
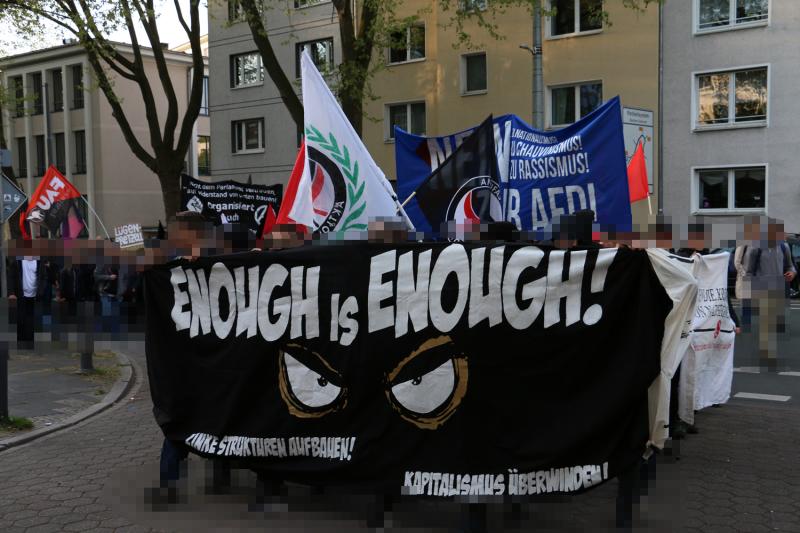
[81,196,111,239]
[381,179,415,230]
[399,190,417,209]
[647,194,653,216]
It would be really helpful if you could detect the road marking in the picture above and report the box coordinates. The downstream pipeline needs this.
[778,371,800,377]
[734,392,791,402]
[734,367,762,374]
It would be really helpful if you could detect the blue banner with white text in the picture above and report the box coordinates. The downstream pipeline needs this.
[395,97,632,233]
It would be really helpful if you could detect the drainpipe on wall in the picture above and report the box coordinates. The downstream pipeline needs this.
[657,1,664,215]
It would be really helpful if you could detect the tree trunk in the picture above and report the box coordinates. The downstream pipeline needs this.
[157,170,183,221]
[340,90,363,137]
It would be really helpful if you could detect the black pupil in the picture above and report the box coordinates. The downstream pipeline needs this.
[412,377,422,386]
[317,376,328,387]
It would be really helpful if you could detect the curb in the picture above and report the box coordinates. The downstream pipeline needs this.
[0,351,136,452]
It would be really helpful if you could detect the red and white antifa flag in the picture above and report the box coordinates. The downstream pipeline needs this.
[20,165,85,239]
[276,50,413,234]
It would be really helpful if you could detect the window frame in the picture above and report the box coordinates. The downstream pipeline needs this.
[10,76,24,117]
[295,37,335,78]
[546,0,604,40]
[200,75,209,115]
[546,79,603,129]
[293,0,329,8]
[198,135,211,175]
[16,137,27,177]
[74,130,87,174]
[384,101,426,142]
[693,0,770,35]
[691,163,768,214]
[30,72,43,116]
[34,135,46,176]
[461,51,488,96]
[230,51,265,89]
[691,64,769,131]
[387,23,426,65]
[458,0,488,12]
[51,69,64,112]
[71,65,84,110]
[231,118,266,155]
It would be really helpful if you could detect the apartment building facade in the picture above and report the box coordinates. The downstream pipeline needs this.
[208,0,661,227]
[661,0,795,234]
[0,41,210,235]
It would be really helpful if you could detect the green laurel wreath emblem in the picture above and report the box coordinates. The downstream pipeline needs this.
[305,125,367,232]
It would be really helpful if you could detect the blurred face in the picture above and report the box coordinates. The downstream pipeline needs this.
[688,231,707,250]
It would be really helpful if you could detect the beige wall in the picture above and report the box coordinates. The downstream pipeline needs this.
[543,1,660,227]
[363,1,660,228]
[364,3,533,181]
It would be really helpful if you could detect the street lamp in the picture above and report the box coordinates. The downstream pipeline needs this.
[520,9,544,130]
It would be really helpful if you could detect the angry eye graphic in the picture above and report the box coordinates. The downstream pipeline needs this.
[386,336,468,430]
[279,344,346,418]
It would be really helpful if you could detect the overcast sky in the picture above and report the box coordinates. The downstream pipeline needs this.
[1,1,209,55]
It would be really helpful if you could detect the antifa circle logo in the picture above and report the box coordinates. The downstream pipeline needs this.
[308,146,348,233]
[186,195,204,214]
[445,176,502,224]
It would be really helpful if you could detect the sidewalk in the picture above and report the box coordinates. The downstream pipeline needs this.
[1,344,124,441]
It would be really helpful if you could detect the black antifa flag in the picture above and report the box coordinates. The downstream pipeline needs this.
[145,243,671,497]
[413,116,502,235]
[180,175,282,234]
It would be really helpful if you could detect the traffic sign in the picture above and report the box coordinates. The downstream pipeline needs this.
[1,173,27,224]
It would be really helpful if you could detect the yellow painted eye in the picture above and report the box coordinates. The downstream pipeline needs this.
[279,345,346,418]
[390,359,457,415]
[385,336,468,430]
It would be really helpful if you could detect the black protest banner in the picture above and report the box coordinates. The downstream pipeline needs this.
[180,175,282,233]
[145,243,670,497]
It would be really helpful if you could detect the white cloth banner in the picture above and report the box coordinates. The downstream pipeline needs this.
[646,249,698,449]
[290,51,412,233]
[664,252,736,425]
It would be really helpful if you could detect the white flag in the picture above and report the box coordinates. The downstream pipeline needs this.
[289,51,412,233]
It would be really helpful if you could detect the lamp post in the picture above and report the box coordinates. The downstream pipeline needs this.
[520,8,544,129]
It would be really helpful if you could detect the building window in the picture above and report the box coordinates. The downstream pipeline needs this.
[459,0,488,12]
[198,135,211,175]
[462,52,487,94]
[696,166,765,212]
[31,72,43,115]
[52,69,64,112]
[550,81,602,127]
[10,76,24,117]
[74,130,86,174]
[294,0,326,7]
[231,118,265,154]
[200,76,209,115]
[54,133,66,173]
[388,24,425,64]
[696,0,768,32]
[386,102,425,140]
[72,65,84,109]
[16,137,27,177]
[230,52,264,88]
[695,67,767,128]
[549,0,603,37]
[35,135,46,176]
[296,38,334,77]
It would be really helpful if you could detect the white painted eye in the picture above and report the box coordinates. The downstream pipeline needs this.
[283,351,341,408]
[390,359,456,415]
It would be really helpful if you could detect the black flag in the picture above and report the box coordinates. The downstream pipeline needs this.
[413,115,501,235]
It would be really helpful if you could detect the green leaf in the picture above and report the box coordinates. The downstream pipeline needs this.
[342,223,368,232]
[340,201,366,230]
[347,180,365,205]
[343,160,359,186]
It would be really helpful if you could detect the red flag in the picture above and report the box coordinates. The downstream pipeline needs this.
[627,142,649,203]
[261,204,277,236]
[20,166,85,239]
[275,140,308,232]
